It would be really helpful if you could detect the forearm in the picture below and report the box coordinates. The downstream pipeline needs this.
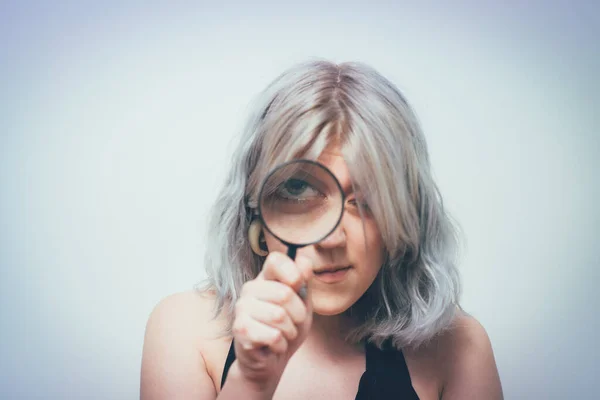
[217,362,279,400]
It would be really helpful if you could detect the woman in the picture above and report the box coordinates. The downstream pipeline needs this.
[140,60,503,399]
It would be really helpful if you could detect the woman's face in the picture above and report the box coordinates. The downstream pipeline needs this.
[263,144,385,316]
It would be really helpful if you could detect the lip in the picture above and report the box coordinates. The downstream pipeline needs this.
[313,266,351,283]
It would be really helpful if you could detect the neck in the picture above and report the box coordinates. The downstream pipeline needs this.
[302,312,363,357]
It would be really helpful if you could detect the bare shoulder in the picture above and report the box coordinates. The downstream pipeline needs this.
[441,309,493,351]
[140,289,231,400]
[403,309,503,400]
[143,289,230,352]
[437,309,504,400]
[145,289,227,337]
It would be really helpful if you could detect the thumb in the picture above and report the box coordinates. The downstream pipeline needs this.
[295,255,314,304]
[295,255,314,281]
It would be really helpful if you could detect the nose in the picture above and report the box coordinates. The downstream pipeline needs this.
[316,219,346,249]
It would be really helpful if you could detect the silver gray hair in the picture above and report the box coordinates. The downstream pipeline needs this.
[197,59,462,349]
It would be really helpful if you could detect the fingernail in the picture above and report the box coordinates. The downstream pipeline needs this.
[298,283,307,300]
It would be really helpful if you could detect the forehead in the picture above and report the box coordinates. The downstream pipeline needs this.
[316,144,353,191]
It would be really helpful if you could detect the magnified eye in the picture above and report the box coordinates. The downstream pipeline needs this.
[258,160,345,245]
[278,179,319,200]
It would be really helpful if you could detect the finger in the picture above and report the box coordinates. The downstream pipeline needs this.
[259,252,305,292]
[237,297,298,342]
[294,255,314,301]
[242,280,308,325]
[233,315,288,354]
[295,255,314,281]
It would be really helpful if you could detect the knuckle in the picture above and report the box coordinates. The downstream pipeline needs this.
[246,330,259,344]
[285,262,302,284]
[265,252,283,268]
[272,251,287,263]
[267,329,282,346]
[280,285,295,303]
[273,334,288,353]
[245,325,261,344]
[272,307,287,324]
[291,274,302,287]
[232,319,247,337]
[287,325,299,341]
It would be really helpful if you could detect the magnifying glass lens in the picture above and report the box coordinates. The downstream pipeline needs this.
[259,161,343,247]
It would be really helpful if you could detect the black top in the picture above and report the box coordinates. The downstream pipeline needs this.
[220,339,420,399]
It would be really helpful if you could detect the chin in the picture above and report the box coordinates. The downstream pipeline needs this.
[310,292,356,316]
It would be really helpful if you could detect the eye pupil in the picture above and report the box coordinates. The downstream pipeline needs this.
[285,179,307,195]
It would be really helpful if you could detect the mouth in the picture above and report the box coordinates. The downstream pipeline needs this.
[314,265,351,274]
[313,265,352,283]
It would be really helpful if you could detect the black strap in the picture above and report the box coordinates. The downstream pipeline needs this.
[220,340,236,389]
[356,340,420,399]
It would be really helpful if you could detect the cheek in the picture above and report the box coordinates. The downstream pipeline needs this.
[350,218,385,269]
[263,230,288,253]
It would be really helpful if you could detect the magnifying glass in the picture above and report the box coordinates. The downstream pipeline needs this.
[257,160,345,297]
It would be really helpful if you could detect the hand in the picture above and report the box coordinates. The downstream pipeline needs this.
[231,252,314,392]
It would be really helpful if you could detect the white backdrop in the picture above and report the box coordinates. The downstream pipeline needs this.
[1,1,598,399]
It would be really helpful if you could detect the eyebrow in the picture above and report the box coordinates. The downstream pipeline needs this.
[340,181,363,196]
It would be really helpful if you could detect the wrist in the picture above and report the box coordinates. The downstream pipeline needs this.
[222,361,279,400]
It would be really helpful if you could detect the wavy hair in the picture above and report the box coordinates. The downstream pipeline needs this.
[196,59,462,349]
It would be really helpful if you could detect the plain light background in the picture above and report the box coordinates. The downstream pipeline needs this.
[1,1,598,399]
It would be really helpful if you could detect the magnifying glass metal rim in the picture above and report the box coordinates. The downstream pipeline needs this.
[257,159,346,249]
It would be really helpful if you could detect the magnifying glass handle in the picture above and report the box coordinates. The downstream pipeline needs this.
[287,246,297,260]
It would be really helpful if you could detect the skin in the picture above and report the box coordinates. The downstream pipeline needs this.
[140,146,504,399]
[262,147,386,318]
